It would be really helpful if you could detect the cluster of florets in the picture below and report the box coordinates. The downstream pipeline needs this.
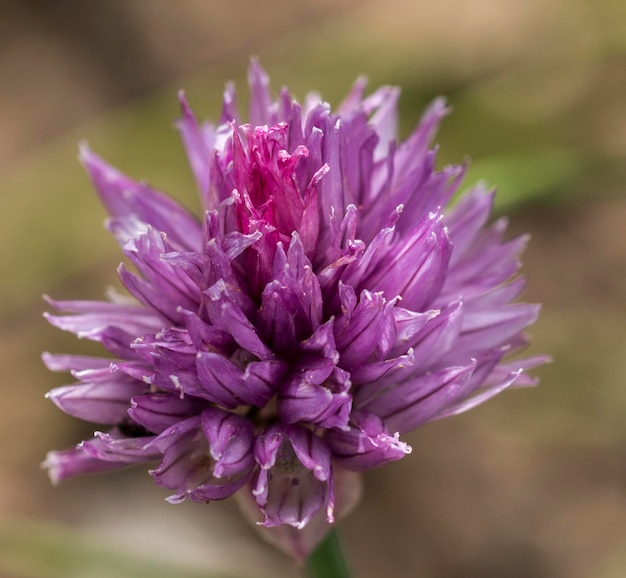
[43,61,545,557]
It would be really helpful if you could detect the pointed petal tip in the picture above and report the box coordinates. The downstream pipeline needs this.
[177,90,193,116]
[248,56,269,82]
[431,95,450,114]
[249,55,263,69]
[78,145,118,184]
[45,386,83,416]
[78,143,109,177]
[165,493,187,505]
[355,74,368,87]
[41,454,61,486]
[513,353,553,372]
[42,294,66,311]
[77,140,92,163]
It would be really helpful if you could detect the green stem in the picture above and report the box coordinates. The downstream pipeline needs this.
[305,527,352,578]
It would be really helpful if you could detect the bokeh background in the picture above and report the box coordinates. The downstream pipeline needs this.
[1,1,626,577]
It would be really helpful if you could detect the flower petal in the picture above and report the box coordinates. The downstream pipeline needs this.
[252,425,333,529]
[278,359,352,430]
[150,413,252,503]
[80,145,202,251]
[46,380,145,424]
[326,410,411,470]
[42,447,133,485]
[129,393,208,434]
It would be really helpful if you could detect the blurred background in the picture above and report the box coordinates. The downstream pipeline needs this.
[1,0,625,577]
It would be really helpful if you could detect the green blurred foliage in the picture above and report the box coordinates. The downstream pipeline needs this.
[0,519,234,578]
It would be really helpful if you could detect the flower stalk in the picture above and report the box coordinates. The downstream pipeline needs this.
[306,527,352,578]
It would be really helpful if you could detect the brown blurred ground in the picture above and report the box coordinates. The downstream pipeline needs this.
[1,1,626,577]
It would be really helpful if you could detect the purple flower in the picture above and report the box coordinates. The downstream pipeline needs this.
[43,60,547,558]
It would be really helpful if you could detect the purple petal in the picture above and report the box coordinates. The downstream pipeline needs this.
[389,307,440,358]
[300,319,339,362]
[176,91,216,205]
[360,210,452,311]
[380,362,477,433]
[430,368,525,422]
[42,447,133,485]
[394,97,449,180]
[43,310,160,341]
[258,237,323,353]
[42,352,113,373]
[338,110,378,207]
[46,380,145,424]
[326,410,411,471]
[248,58,273,127]
[463,277,527,312]
[80,431,159,463]
[439,224,528,303]
[178,308,235,354]
[334,285,397,368]
[204,280,272,359]
[288,426,332,484]
[315,117,348,258]
[201,407,255,478]
[278,360,352,430]
[349,348,414,385]
[236,466,362,561]
[220,81,239,124]
[44,311,156,360]
[196,352,283,408]
[444,184,495,264]
[44,296,163,339]
[367,86,400,161]
[488,355,552,388]
[408,300,464,372]
[118,227,201,323]
[254,423,287,470]
[253,425,333,529]
[336,76,368,115]
[444,303,541,363]
[150,414,251,503]
[80,145,202,251]
[129,393,208,434]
